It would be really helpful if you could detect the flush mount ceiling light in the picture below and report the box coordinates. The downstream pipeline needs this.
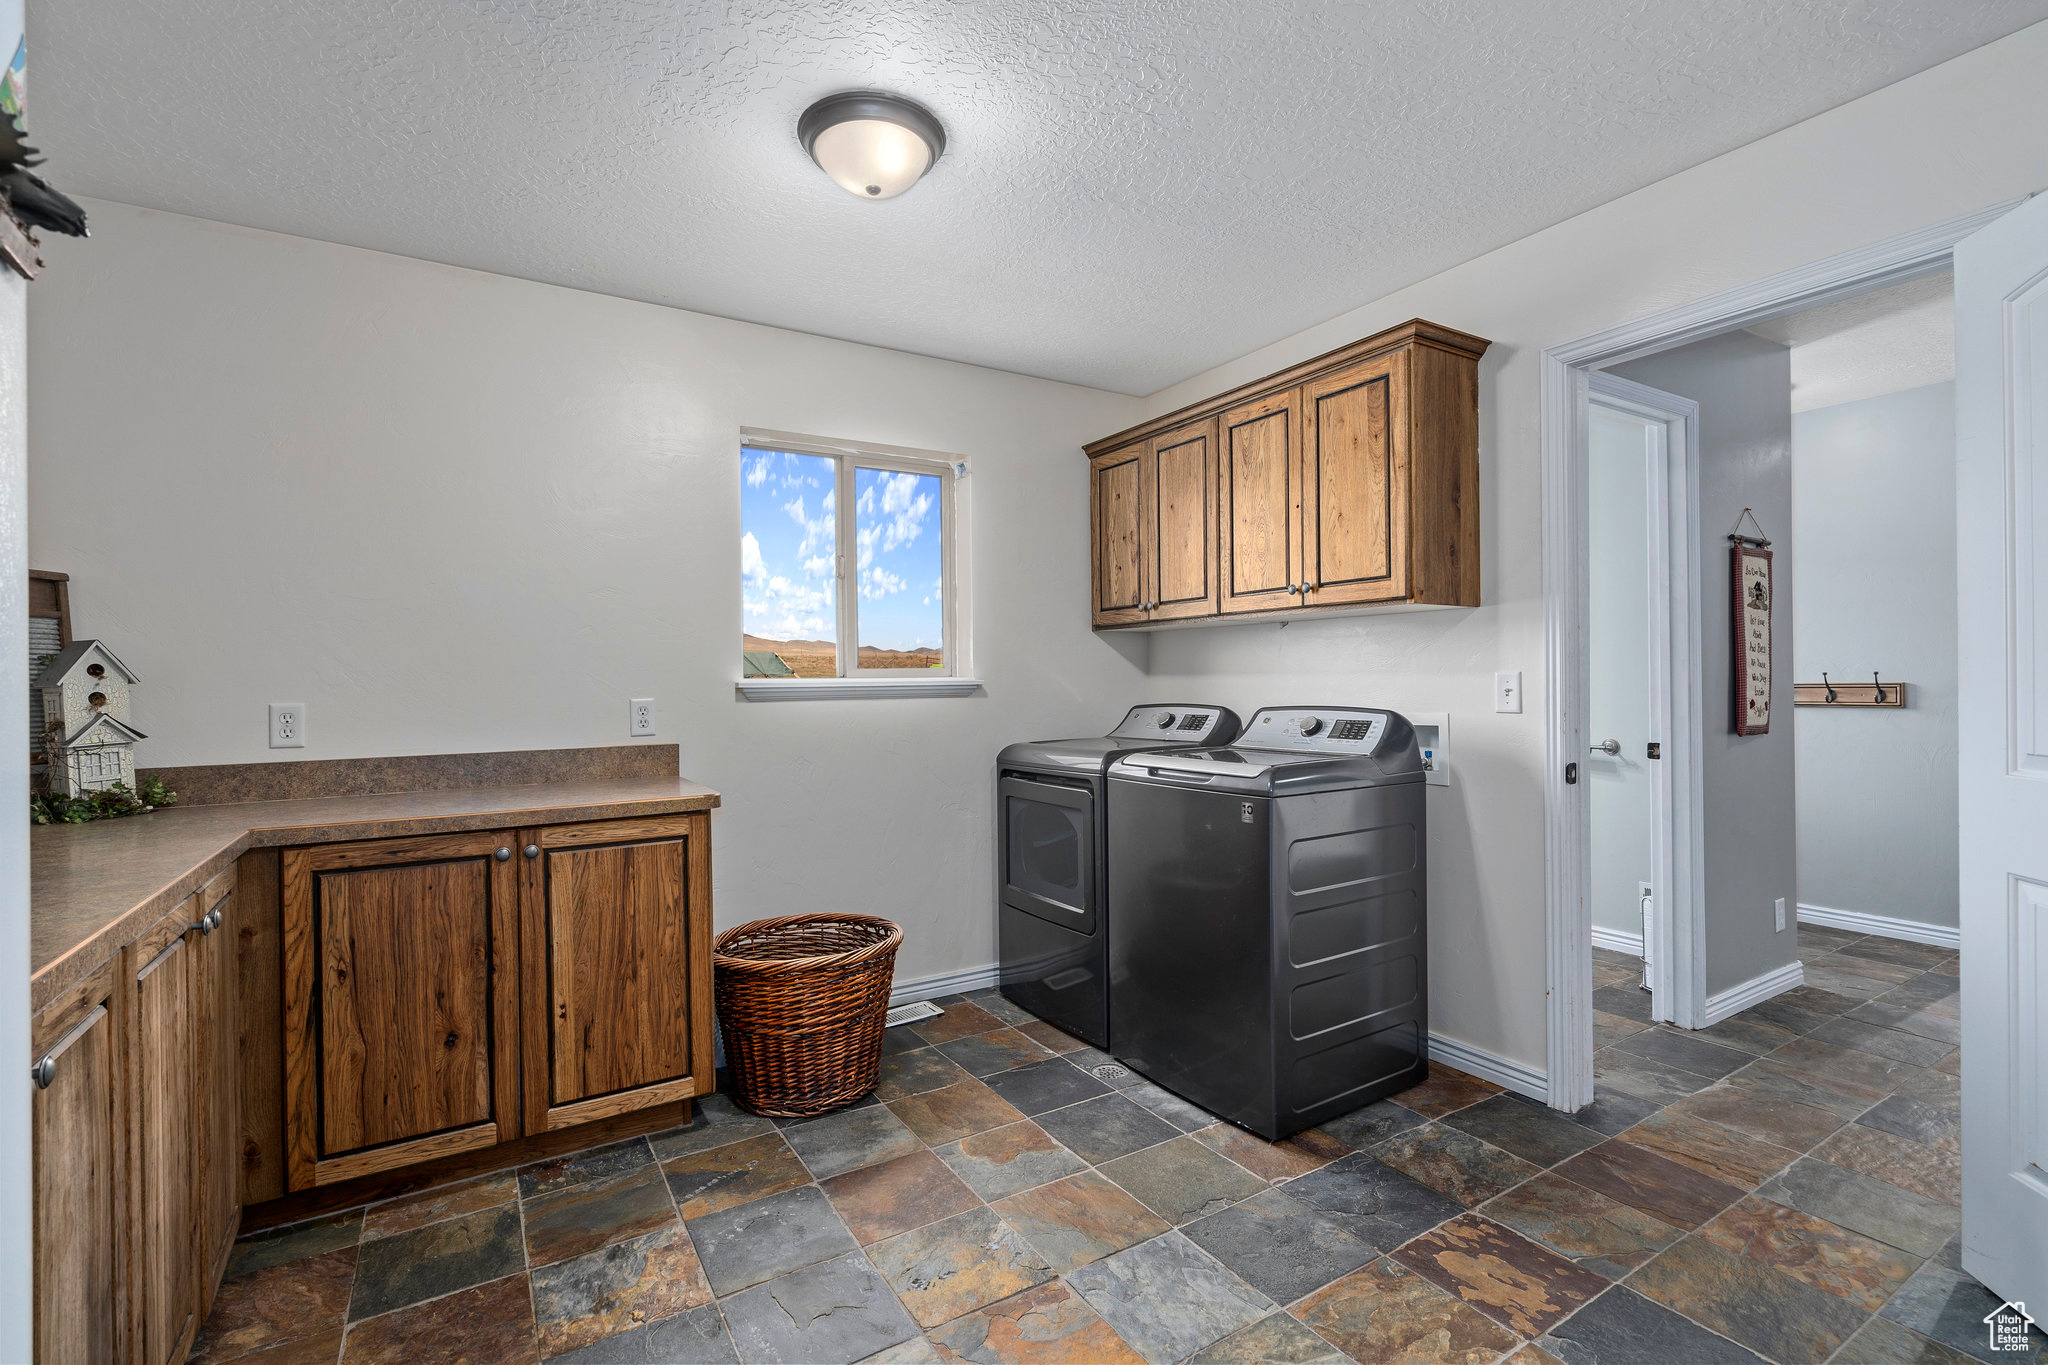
[797,91,945,200]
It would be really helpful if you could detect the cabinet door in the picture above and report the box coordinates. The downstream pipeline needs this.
[1145,418,1219,621]
[129,905,198,1365]
[1300,353,1409,606]
[193,868,241,1310]
[33,959,124,1365]
[1218,388,1303,614]
[1090,443,1149,626]
[283,832,521,1190]
[521,814,714,1132]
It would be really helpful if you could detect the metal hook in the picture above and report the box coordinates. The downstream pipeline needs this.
[1872,672,1885,704]
[1822,672,1837,704]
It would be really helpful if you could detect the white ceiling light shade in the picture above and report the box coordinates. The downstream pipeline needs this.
[797,92,945,200]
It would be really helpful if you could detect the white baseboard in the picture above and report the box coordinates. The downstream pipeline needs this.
[1797,903,1960,950]
[887,963,1553,1106]
[1427,1033,1549,1103]
[1591,926,1645,957]
[1702,958,1805,1026]
[891,963,1002,1006]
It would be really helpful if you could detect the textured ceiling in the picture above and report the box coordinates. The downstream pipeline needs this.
[1750,270,1954,412]
[32,1,2044,394]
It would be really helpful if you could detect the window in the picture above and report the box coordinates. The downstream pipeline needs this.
[738,433,971,694]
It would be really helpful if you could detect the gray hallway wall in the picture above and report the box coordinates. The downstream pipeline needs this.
[1792,382,1958,930]
[1613,330,1798,999]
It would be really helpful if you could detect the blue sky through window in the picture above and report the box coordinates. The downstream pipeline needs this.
[854,466,943,655]
[740,449,943,656]
[740,448,836,644]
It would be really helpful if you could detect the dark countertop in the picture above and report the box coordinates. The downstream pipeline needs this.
[31,775,720,1013]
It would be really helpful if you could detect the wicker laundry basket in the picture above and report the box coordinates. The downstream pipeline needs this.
[713,913,903,1117]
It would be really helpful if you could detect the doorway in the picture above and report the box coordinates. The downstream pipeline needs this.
[1584,376,1703,1030]
[1537,198,2021,1113]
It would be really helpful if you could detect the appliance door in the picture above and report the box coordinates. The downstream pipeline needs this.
[999,775,1097,935]
[1109,777,1276,1133]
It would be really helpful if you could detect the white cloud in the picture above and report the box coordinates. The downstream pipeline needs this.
[740,531,767,586]
[872,472,934,552]
[803,554,834,578]
[745,454,770,489]
[861,566,906,600]
[784,494,806,526]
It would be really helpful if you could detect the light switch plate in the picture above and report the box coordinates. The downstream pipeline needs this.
[268,703,305,749]
[1494,671,1522,714]
[1775,897,1787,932]
[629,698,656,737]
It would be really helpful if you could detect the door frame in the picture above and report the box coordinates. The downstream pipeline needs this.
[1538,198,2025,1110]
[1585,372,1704,1029]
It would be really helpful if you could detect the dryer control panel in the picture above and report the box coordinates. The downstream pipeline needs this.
[1109,705,1236,743]
[1239,707,1390,754]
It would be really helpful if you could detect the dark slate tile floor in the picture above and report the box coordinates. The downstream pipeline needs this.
[193,940,2043,1365]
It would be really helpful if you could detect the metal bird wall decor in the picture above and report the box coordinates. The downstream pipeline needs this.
[0,112,86,238]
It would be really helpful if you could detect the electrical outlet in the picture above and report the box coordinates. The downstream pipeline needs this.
[268,703,305,749]
[629,698,656,737]
[1494,671,1522,714]
[1775,897,1787,932]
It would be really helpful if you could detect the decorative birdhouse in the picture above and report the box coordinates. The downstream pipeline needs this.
[39,639,146,798]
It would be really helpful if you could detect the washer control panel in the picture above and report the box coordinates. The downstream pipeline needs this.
[1240,707,1389,753]
[1111,705,1230,742]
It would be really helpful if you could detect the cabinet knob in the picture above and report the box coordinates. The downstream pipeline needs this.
[1285,584,1300,595]
[524,844,540,859]
[494,847,511,862]
[198,911,216,935]
[29,1055,55,1090]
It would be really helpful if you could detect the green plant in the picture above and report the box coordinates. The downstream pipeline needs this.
[30,777,178,826]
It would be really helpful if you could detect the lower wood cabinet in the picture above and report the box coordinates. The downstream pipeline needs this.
[281,814,714,1191]
[31,957,123,1365]
[521,814,714,1132]
[29,807,713,1361]
[195,870,242,1309]
[283,831,522,1189]
[129,901,200,1365]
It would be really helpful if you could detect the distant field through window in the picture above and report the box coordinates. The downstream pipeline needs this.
[740,440,960,681]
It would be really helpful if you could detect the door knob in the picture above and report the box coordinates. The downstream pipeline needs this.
[1590,738,1621,756]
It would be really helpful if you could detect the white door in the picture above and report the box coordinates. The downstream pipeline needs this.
[1956,190,2048,1310]
[1587,404,1659,993]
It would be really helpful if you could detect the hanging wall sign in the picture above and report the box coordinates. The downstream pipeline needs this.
[1731,542,1773,735]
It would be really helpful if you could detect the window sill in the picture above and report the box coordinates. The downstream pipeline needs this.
[735,678,985,702]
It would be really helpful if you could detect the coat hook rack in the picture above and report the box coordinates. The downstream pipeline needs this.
[1794,671,1906,708]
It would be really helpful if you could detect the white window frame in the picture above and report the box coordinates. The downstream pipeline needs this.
[737,427,978,701]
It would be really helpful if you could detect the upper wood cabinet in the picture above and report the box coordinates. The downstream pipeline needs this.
[519,813,715,1133]
[282,830,523,1191]
[1089,442,1146,626]
[1090,418,1221,627]
[1086,319,1489,628]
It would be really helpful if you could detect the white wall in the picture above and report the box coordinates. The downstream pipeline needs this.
[2,0,34,1350]
[1794,382,1958,929]
[27,199,1147,984]
[1613,331,1798,998]
[1137,24,2044,1070]
[1586,406,1654,942]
